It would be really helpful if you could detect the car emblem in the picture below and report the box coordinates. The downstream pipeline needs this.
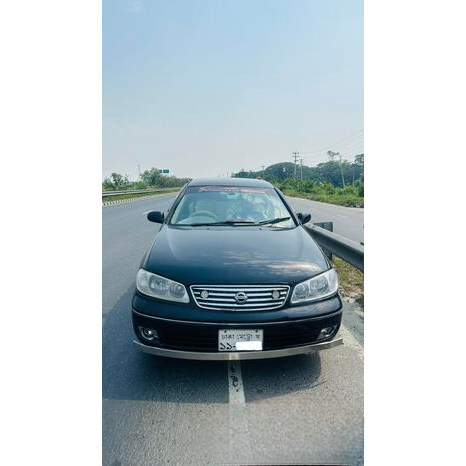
[200,290,209,299]
[235,292,248,304]
[272,290,280,300]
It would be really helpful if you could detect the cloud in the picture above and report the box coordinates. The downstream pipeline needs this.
[129,0,143,12]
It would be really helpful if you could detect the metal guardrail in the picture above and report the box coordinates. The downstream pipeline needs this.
[304,224,364,272]
[102,188,176,197]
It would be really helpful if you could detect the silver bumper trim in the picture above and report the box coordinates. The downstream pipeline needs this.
[132,308,343,326]
[133,337,343,361]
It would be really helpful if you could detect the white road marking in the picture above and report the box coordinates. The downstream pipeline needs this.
[227,360,252,463]
[228,360,245,404]
[339,325,364,361]
[141,210,152,215]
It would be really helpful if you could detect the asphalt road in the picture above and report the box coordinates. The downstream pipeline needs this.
[286,196,364,244]
[102,194,364,465]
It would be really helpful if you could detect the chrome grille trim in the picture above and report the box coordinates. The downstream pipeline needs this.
[190,284,290,311]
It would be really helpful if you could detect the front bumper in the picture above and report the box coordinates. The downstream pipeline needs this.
[132,293,343,360]
[133,336,343,360]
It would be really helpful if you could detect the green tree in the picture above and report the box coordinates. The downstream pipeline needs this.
[110,172,124,189]
[141,168,162,187]
[354,153,364,168]
[140,167,191,188]
[358,174,364,197]
[102,177,114,191]
[353,153,364,184]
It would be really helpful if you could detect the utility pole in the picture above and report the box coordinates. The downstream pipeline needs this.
[138,164,141,180]
[352,164,355,186]
[338,153,346,188]
[300,158,303,180]
[292,151,300,178]
[262,165,265,178]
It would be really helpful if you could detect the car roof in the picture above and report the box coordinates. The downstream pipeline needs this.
[188,177,273,188]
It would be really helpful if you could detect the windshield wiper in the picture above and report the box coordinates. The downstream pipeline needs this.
[186,220,257,227]
[257,216,291,226]
[180,217,291,227]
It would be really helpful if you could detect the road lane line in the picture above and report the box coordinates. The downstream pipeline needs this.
[228,360,253,463]
[228,360,245,404]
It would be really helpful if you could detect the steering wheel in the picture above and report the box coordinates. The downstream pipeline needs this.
[190,210,219,221]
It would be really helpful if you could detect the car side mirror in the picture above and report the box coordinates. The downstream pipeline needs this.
[147,211,165,224]
[297,212,311,224]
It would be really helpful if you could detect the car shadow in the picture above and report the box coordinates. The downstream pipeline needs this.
[103,286,322,404]
[240,353,322,402]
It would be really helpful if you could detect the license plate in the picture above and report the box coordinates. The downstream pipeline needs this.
[218,329,263,352]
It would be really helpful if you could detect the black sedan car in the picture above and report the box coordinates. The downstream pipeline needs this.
[132,178,343,360]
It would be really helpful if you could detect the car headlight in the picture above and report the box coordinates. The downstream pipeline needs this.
[290,269,338,304]
[136,269,189,303]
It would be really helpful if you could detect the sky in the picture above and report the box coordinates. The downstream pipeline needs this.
[103,0,363,180]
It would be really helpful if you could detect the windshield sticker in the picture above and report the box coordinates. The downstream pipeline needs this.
[197,186,269,194]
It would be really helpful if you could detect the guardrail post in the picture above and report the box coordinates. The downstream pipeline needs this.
[314,221,333,261]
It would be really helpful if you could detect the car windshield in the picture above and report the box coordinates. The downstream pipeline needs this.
[169,186,296,228]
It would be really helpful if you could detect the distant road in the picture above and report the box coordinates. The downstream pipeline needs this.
[286,196,364,243]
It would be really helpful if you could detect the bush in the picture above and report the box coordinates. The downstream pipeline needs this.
[102,177,114,191]
[324,184,336,194]
[277,179,363,207]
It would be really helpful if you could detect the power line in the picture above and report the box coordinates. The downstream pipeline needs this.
[335,143,365,157]
[333,135,365,149]
[300,128,364,155]
[304,128,364,154]
[302,157,329,166]
[335,141,364,154]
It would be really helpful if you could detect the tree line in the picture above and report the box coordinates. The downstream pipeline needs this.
[232,153,364,206]
[102,168,191,191]
[233,153,363,190]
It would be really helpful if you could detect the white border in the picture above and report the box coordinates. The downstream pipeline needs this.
[2,0,466,464]
[1,1,101,464]
[366,1,466,464]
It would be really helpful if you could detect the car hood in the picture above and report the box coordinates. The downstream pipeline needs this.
[142,225,329,285]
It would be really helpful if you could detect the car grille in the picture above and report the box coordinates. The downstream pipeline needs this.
[190,285,290,311]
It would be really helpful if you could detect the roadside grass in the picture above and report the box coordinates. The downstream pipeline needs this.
[102,189,179,203]
[281,188,363,207]
[331,256,364,309]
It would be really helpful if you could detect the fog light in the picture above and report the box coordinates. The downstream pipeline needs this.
[139,326,158,341]
[317,326,337,340]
